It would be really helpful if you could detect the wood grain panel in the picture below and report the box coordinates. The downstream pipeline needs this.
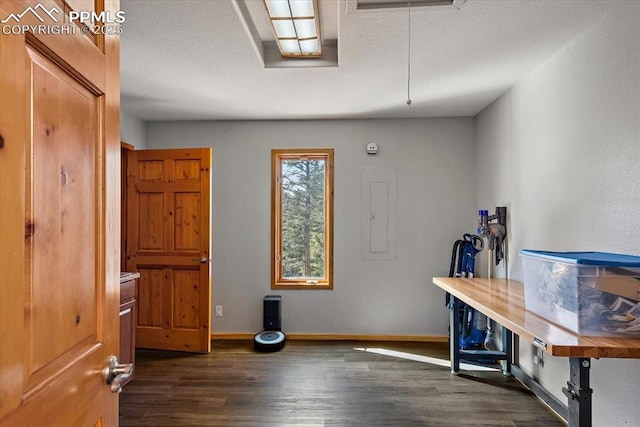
[138,160,164,182]
[137,193,164,251]
[432,277,640,358]
[173,269,201,329]
[174,159,201,181]
[64,0,99,46]
[27,46,99,377]
[66,0,96,13]
[174,193,200,252]
[5,347,107,427]
[137,269,163,328]
[0,10,26,415]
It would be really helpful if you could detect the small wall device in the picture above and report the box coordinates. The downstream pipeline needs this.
[366,142,378,154]
[254,295,286,352]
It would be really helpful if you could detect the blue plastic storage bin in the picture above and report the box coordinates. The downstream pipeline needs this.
[520,250,640,336]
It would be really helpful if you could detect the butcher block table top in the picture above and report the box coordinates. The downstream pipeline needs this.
[432,277,640,359]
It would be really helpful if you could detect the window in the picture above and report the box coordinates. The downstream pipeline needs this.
[272,148,334,289]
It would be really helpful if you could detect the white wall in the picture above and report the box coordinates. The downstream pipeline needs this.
[120,110,146,149]
[476,3,640,426]
[146,118,476,336]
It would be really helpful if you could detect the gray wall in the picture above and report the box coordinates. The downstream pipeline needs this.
[146,118,476,336]
[475,4,640,426]
[120,110,146,149]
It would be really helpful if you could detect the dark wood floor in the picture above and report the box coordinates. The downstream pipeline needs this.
[119,340,565,426]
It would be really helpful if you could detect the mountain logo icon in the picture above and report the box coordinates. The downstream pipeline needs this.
[1,3,60,24]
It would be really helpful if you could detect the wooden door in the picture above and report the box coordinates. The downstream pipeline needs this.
[126,148,212,353]
[0,0,121,426]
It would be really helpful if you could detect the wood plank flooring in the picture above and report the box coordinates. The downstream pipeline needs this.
[119,340,566,426]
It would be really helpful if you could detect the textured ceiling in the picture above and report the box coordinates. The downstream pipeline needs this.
[120,0,618,121]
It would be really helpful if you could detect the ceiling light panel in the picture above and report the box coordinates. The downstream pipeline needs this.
[279,39,301,55]
[299,39,319,54]
[264,0,322,58]
[265,0,292,17]
[273,20,296,38]
[289,0,314,17]
[293,19,316,38]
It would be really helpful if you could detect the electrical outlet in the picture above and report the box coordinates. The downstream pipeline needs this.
[533,348,544,367]
[215,305,222,317]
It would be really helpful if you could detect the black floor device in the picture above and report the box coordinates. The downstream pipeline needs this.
[254,295,286,352]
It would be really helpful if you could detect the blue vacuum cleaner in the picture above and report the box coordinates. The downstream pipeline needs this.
[448,234,487,350]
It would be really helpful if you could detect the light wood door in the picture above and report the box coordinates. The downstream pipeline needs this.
[0,0,121,425]
[126,148,212,353]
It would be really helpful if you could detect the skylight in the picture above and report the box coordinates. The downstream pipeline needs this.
[264,0,322,58]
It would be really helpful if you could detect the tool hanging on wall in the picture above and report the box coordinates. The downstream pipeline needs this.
[478,207,507,266]
[477,206,507,352]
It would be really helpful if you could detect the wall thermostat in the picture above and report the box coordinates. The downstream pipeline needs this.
[366,142,378,154]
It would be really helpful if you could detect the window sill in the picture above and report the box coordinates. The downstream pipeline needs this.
[272,283,333,290]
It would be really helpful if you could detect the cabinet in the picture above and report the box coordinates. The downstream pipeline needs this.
[119,272,139,387]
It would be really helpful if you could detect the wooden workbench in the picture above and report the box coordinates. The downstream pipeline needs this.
[433,277,640,427]
[433,277,640,358]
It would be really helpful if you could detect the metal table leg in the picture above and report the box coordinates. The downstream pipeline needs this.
[562,357,593,427]
[501,326,512,376]
[449,296,460,374]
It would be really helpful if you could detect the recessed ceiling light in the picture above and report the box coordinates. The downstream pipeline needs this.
[264,0,322,58]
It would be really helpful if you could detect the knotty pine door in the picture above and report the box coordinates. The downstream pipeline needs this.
[125,148,212,353]
[0,0,121,425]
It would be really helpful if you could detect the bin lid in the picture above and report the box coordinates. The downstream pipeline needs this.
[520,250,640,267]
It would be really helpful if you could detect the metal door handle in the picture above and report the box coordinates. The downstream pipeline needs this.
[104,355,133,393]
[200,257,210,264]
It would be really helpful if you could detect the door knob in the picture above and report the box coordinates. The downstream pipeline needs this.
[200,257,210,264]
[104,355,133,393]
